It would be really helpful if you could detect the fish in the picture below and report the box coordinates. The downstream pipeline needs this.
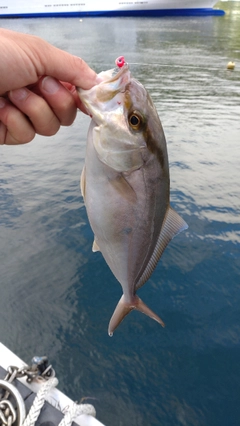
[78,56,187,336]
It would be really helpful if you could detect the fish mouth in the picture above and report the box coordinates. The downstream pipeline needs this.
[97,61,129,85]
[78,61,131,120]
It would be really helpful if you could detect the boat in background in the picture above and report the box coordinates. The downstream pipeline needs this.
[0,0,225,18]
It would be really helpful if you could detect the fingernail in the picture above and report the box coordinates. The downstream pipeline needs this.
[0,98,6,108]
[10,88,28,101]
[42,76,60,94]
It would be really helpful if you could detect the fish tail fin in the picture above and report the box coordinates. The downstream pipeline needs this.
[108,295,165,336]
[135,296,165,328]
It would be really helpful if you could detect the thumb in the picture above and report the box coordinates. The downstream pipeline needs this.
[38,43,98,90]
[0,29,98,92]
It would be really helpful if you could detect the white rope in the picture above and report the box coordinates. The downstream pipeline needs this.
[22,376,96,426]
[59,403,96,426]
[22,377,58,426]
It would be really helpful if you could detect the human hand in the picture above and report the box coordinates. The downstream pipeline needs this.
[0,29,97,144]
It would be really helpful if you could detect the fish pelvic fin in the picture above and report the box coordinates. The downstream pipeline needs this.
[136,206,188,291]
[92,238,100,252]
[80,165,86,200]
[108,294,165,336]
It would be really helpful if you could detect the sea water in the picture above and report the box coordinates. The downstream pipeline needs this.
[0,4,240,425]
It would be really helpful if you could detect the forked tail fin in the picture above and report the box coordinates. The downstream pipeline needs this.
[108,295,165,336]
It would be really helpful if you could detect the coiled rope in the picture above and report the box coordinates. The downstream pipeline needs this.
[22,377,96,426]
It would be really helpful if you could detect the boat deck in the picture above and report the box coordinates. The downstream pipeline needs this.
[0,343,105,426]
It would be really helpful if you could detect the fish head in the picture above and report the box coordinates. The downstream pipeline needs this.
[78,58,168,174]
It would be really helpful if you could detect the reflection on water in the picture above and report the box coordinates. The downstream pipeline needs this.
[0,3,240,425]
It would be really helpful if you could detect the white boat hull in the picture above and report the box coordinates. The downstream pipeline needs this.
[0,342,105,426]
[0,0,224,18]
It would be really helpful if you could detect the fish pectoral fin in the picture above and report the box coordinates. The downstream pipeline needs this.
[108,295,165,336]
[109,174,137,203]
[136,206,188,290]
[92,238,100,252]
[80,165,86,200]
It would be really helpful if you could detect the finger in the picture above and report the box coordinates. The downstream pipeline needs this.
[0,97,35,144]
[27,79,83,112]
[60,82,82,110]
[39,45,98,90]
[39,76,77,126]
[59,82,89,114]
[0,121,7,144]
[9,87,61,136]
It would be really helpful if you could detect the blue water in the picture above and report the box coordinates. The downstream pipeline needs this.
[0,5,240,425]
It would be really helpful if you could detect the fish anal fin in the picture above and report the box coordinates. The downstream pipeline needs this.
[92,238,100,252]
[160,207,188,251]
[136,206,188,290]
[108,294,165,336]
[80,165,86,200]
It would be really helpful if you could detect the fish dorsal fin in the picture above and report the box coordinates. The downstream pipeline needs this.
[92,238,100,252]
[80,165,86,200]
[135,206,188,290]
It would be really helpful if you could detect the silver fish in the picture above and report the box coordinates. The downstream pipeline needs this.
[78,57,187,336]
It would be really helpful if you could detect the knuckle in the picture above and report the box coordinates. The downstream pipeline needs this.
[37,115,60,136]
[0,100,36,144]
[22,130,35,143]
[6,130,35,145]
[60,108,77,126]
[0,121,7,144]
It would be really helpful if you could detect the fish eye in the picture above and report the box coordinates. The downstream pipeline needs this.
[128,111,143,131]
